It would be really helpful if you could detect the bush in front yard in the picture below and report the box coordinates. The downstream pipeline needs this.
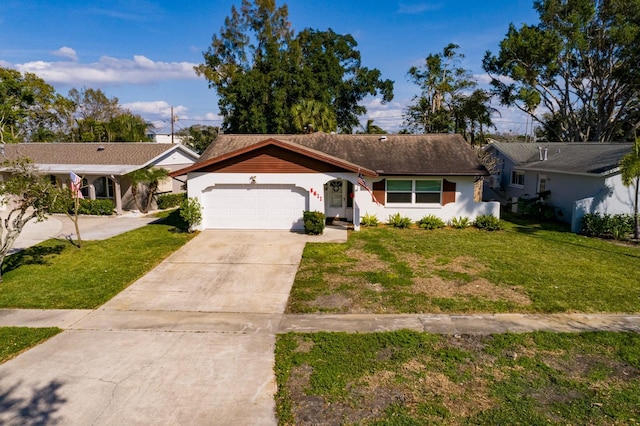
[417,214,445,230]
[449,216,470,229]
[360,213,380,227]
[474,214,503,231]
[582,213,633,240]
[179,197,202,232]
[303,211,325,235]
[387,213,413,228]
[157,192,187,209]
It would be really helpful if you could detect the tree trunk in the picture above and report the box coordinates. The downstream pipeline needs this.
[0,210,35,283]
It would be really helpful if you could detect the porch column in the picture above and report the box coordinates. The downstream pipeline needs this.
[113,176,123,215]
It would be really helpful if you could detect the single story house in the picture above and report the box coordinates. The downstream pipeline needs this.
[484,141,634,232]
[171,132,499,231]
[0,142,199,214]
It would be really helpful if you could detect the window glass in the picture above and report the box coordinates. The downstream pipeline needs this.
[416,193,440,203]
[415,180,441,192]
[387,193,412,203]
[387,180,412,191]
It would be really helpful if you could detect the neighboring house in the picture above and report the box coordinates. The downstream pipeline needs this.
[171,133,499,231]
[0,143,199,214]
[484,141,634,232]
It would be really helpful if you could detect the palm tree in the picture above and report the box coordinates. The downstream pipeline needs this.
[290,100,336,133]
[620,137,640,239]
[356,119,386,134]
[127,167,169,213]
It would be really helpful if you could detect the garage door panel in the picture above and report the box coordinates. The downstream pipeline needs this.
[203,184,307,230]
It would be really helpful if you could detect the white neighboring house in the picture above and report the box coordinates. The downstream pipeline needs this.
[484,141,634,232]
[0,142,199,214]
[171,133,500,231]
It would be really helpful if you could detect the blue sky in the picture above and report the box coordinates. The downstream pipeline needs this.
[1,0,539,134]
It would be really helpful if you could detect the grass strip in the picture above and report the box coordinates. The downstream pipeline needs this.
[0,210,195,309]
[0,327,61,364]
[275,330,640,425]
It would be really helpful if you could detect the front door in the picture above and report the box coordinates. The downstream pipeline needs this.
[325,179,346,219]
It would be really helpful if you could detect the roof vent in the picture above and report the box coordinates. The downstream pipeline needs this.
[97,146,105,151]
[379,136,387,141]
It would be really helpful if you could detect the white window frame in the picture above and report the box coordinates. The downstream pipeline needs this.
[386,179,442,205]
[510,170,525,188]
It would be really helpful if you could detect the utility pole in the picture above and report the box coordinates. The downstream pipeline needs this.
[171,106,174,144]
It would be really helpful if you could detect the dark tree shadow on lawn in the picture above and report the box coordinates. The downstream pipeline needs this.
[0,375,67,425]
[2,243,67,275]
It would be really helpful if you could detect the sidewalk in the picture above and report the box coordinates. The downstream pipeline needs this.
[2,309,639,335]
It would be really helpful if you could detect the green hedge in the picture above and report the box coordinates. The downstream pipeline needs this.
[157,192,187,209]
[51,198,115,216]
[303,211,325,235]
[582,213,633,240]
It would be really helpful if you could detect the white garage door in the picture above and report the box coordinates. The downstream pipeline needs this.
[203,184,308,230]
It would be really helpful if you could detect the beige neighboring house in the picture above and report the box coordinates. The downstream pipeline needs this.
[0,143,199,214]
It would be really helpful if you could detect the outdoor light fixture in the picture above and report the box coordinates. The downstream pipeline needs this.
[250,175,257,184]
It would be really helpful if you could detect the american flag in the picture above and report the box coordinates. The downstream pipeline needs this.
[69,171,84,199]
[358,173,381,206]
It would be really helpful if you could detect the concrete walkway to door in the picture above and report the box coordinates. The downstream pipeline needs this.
[0,229,345,426]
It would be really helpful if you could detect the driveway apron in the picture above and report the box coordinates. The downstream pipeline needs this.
[0,230,308,425]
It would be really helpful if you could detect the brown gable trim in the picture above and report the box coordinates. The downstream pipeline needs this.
[442,179,456,206]
[170,138,376,177]
[195,145,354,173]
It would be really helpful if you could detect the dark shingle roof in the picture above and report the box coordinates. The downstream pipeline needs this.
[2,142,186,165]
[490,142,632,175]
[197,133,487,176]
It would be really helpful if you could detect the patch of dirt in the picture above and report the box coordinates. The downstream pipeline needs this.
[544,353,640,382]
[412,274,531,305]
[288,364,406,425]
[293,336,315,354]
[309,294,352,311]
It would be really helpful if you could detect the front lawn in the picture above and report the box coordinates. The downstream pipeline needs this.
[288,219,640,313]
[276,330,640,425]
[0,210,195,309]
[0,327,61,364]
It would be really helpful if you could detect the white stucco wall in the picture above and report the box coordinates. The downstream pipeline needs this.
[570,173,635,232]
[187,172,500,231]
[356,176,500,225]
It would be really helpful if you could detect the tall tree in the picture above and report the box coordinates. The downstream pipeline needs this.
[176,125,219,154]
[0,67,71,143]
[403,44,495,142]
[67,88,150,142]
[483,0,640,142]
[290,99,336,133]
[356,119,387,134]
[620,138,640,239]
[0,159,61,281]
[195,0,393,134]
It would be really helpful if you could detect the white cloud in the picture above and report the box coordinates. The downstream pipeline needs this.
[122,100,188,120]
[359,98,406,132]
[52,46,78,62]
[13,55,199,86]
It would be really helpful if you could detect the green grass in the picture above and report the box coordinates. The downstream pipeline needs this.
[288,218,640,313]
[0,327,61,363]
[0,209,195,309]
[275,330,640,425]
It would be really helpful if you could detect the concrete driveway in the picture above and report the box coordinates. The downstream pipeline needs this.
[6,212,158,253]
[0,230,345,425]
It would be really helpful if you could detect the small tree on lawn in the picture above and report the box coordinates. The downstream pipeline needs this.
[620,137,640,239]
[127,167,169,214]
[0,158,61,282]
